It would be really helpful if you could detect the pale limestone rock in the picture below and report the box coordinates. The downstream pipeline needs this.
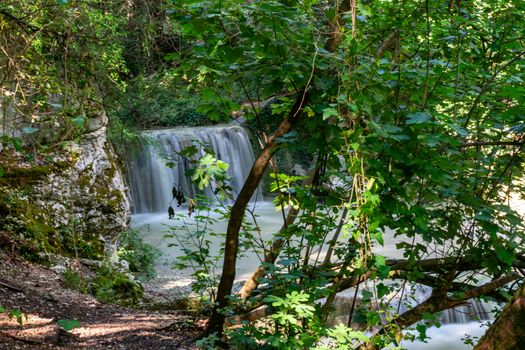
[32,111,131,253]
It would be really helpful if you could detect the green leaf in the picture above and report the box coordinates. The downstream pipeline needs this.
[422,312,437,321]
[372,230,384,246]
[71,116,85,128]
[348,102,358,112]
[361,290,373,302]
[322,107,338,120]
[376,283,390,298]
[10,137,23,151]
[374,255,391,278]
[21,127,38,134]
[449,124,469,136]
[57,319,81,331]
[416,324,428,341]
[406,111,432,125]
[495,246,514,266]
[180,145,198,158]
[201,88,216,101]
[8,309,25,325]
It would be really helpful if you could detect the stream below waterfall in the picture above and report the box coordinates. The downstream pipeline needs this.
[127,125,494,349]
[132,202,490,350]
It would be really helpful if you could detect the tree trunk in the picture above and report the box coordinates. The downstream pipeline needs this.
[237,206,299,299]
[203,90,308,337]
[474,282,525,350]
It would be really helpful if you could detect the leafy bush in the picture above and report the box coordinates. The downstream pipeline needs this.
[62,265,143,306]
[89,266,144,306]
[113,73,212,130]
[62,267,88,293]
[117,229,161,281]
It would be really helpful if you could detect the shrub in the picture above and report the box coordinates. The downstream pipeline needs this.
[62,267,88,293]
[117,229,161,281]
[89,266,144,306]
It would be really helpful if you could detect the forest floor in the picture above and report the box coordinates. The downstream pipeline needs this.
[0,252,200,349]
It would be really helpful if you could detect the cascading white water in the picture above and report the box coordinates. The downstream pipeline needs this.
[126,124,262,213]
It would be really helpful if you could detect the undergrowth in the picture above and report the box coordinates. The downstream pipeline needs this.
[117,229,162,282]
[62,266,143,306]
[60,229,159,306]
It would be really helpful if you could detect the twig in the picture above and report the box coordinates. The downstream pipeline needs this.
[0,280,23,293]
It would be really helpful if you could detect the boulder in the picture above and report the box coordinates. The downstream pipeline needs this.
[0,110,130,258]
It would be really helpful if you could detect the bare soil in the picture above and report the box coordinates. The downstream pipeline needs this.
[0,253,200,349]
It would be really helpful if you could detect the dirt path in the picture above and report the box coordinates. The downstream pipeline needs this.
[0,253,199,349]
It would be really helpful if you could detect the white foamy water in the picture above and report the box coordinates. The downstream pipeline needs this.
[126,124,262,213]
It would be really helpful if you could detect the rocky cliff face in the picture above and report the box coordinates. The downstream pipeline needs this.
[37,112,131,252]
[0,110,130,258]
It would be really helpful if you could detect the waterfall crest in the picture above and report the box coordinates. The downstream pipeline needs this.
[126,124,262,213]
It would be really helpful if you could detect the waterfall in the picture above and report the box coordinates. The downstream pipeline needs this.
[126,124,262,213]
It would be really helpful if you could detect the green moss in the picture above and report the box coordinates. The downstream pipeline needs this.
[0,165,52,186]
[104,158,117,179]
[0,154,70,186]
[107,189,124,211]
[61,226,105,260]
[77,174,91,189]
[61,265,144,306]
[0,185,60,260]
[0,178,106,260]
[0,147,126,261]
[91,176,124,214]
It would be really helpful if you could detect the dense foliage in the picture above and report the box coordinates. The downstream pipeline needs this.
[0,0,127,143]
[114,74,211,130]
[167,0,525,348]
[0,0,129,258]
[2,0,525,348]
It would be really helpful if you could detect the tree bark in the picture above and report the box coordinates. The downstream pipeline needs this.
[203,90,308,337]
[237,205,299,299]
[474,282,525,350]
[237,168,318,299]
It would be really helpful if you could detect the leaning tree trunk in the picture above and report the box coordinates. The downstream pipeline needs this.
[202,91,308,338]
[474,282,525,350]
[204,0,374,339]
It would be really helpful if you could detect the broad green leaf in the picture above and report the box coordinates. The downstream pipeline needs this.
[374,255,391,278]
[406,112,432,125]
[57,319,81,331]
[376,283,389,298]
[180,145,198,158]
[361,290,373,302]
[495,246,514,266]
[416,324,428,341]
[322,107,338,120]
[22,127,38,134]
[71,116,85,128]
[372,231,384,246]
